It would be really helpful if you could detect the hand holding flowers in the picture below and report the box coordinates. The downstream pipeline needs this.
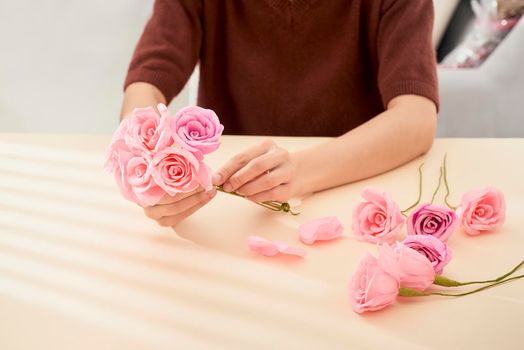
[105,104,300,228]
[212,138,300,204]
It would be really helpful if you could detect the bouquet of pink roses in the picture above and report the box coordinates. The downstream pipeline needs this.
[104,104,223,207]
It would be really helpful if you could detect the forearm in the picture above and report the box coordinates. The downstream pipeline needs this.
[120,82,167,120]
[292,95,437,195]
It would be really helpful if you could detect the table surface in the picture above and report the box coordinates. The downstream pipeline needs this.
[0,134,523,350]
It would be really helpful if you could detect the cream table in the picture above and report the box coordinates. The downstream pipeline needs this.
[0,134,523,350]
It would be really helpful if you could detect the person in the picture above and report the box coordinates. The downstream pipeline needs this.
[120,0,439,227]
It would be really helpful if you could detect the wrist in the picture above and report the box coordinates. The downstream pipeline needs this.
[290,151,313,197]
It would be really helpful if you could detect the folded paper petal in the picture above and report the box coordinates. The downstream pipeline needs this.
[247,236,306,257]
[299,216,344,244]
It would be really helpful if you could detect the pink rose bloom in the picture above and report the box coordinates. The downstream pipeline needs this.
[170,106,224,155]
[104,139,141,204]
[247,236,306,257]
[348,254,399,314]
[402,235,452,274]
[125,105,173,154]
[152,147,212,196]
[457,187,506,236]
[407,204,458,242]
[352,187,404,244]
[124,154,165,207]
[378,243,435,292]
[299,216,344,245]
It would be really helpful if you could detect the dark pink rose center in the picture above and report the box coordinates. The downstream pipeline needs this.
[184,120,209,140]
[161,155,193,185]
[374,213,385,225]
[474,204,493,220]
[128,161,149,187]
[422,216,441,233]
[140,120,159,148]
[135,166,145,178]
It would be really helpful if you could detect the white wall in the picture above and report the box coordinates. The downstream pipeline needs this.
[0,0,195,134]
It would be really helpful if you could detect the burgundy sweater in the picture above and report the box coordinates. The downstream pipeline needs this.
[125,0,438,136]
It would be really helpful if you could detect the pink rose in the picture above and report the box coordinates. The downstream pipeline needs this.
[378,243,435,292]
[457,187,506,236]
[348,254,399,314]
[299,216,344,245]
[170,106,224,155]
[407,204,458,242]
[401,235,452,274]
[104,139,139,203]
[352,187,404,243]
[124,154,165,207]
[152,147,212,196]
[125,105,172,153]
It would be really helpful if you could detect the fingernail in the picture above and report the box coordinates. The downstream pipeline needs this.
[223,183,232,192]
[212,173,222,185]
[207,187,217,196]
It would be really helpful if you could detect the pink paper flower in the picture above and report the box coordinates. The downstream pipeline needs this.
[457,187,506,236]
[170,106,224,156]
[299,216,344,244]
[152,147,213,196]
[348,254,399,314]
[125,105,173,154]
[124,154,165,207]
[104,139,139,203]
[407,204,458,242]
[352,187,404,244]
[402,235,452,274]
[247,236,306,257]
[378,243,435,292]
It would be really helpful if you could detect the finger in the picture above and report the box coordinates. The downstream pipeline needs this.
[144,189,215,219]
[156,187,204,205]
[157,191,217,227]
[224,149,288,192]
[212,138,274,187]
[236,164,292,196]
[245,183,292,203]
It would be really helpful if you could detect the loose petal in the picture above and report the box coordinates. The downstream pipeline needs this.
[247,236,306,257]
[299,216,344,244]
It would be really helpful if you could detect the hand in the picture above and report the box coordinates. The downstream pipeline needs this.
[143,187,217,227]
[213,138,299,202]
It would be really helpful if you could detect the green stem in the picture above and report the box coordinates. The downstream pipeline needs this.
[434,259,524,287]
[215,185,300,215]
[431,274,524,297]
[400,274,524,297]
[401,163,424,216]
[442,153,457,210]
[430,166,443,204]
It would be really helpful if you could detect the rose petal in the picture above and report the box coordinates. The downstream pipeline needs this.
[247,236,306,257]
[299,216,344,245]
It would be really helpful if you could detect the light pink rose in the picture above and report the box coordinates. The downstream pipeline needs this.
[170,106,224,155]
[348,254,399,314]
[151,147,212,196]
[407,204,458,242]
[401,235,452,274]
[124,154,165,207]
[104,138,140,204]
[457,187,506,236]
[352,187,405,243]
[125,105,172,154]
[299,216,344,245]
[247,236,306,257]
[378,243,435,292]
